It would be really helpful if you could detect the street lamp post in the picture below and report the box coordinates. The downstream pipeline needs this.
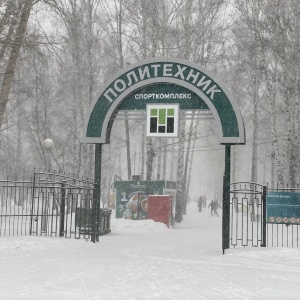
[43,138,54,171]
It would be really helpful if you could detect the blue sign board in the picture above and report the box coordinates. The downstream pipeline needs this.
[267,192,300,224]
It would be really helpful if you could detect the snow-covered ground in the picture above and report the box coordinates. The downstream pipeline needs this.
[1,201,300,300]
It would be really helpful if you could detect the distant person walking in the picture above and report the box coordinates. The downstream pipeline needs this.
[197,196,203,212]
[202,195,207,209]
[208,200,219,217]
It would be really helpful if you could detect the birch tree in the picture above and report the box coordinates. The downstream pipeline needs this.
[175,116,185,222]
[235,0,299,186]
[100,0,135,180]
[0,0,34,128]
[174,0,226,215]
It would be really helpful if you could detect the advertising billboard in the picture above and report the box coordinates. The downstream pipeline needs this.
[267,192,300,224]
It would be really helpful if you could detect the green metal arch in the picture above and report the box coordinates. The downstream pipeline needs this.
[82,58,245,144]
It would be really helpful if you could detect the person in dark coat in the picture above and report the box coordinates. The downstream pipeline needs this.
[197,196,203,212]
[208,200,219,217]
[202,195,207,208]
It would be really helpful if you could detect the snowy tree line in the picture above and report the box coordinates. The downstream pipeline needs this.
[0,0,299,208]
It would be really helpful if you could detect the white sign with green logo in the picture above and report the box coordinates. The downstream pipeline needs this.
[146,104,179,137]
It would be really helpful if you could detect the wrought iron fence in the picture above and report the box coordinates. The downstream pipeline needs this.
[230,182,300,248]
[0,171,97,239]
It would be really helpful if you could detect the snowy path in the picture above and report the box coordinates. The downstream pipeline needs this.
[1,202,300,299]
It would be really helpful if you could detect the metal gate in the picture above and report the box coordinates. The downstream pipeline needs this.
[229,182,266,248]
[0,171,96,239]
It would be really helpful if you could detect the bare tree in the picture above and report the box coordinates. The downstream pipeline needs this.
[0,0,34,128]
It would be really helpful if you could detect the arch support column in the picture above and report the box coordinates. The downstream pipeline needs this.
[222,144,231,254]
[91,143,102,243]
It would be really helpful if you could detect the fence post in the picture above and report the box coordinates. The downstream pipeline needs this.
[261,185,267,247]
[59,182,66,237]
[29,172,36,235]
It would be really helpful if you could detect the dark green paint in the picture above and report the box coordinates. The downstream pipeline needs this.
[267,191,300,224]
[91,143,102,243]
[222,144,231,254]
[86,62,240,140]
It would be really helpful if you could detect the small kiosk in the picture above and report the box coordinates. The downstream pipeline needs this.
[114,180,176,221]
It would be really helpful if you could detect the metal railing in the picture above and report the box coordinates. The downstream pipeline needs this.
[0,171,98,240]
[230,182,300,248]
